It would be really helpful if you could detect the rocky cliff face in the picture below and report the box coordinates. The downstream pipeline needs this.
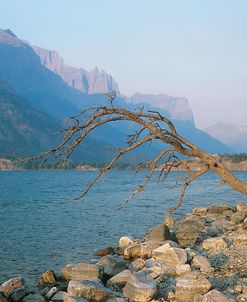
[129,92,194,124]
[0,29,22,47]
[33,46,119,94]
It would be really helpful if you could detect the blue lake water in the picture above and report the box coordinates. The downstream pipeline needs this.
[0,170,247,285]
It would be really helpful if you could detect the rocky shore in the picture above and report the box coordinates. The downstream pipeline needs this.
[1,202,247,302]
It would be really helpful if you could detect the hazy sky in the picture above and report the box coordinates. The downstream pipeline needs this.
[0,0,246,128]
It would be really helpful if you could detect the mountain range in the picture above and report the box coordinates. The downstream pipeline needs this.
[205,122,247,153]
[0,28,232,162]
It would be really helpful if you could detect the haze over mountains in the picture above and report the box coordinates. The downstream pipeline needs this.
[205,122,247,153]
[0,28,234,161]
[33,46,120,95]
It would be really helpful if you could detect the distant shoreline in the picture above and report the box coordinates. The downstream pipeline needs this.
[1,156,247,172]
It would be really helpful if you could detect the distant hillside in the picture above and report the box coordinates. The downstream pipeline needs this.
[33,45,119,94]
[0,80,115,161]
[0,80,61,157]
[204,122,247,152]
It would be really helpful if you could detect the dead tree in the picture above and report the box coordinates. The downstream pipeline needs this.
[24,105,247,214]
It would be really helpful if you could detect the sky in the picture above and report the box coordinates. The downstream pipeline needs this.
[0,0,246,129]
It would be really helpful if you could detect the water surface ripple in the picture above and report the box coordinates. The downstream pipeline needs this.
[0,170,246,284]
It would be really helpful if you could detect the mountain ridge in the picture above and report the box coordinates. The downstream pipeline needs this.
[204,121,247,152]
[33,45,120,95]
[0,28,232,158]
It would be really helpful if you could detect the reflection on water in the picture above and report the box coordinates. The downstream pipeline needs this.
[0,170,246,284]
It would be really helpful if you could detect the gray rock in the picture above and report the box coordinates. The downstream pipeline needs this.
[201,289,231,301]
[236,202,247,215]
[51,291,67,301]
[67,280,118,301]
[98,255,127,277]
[123,271,158,302]
[63,293,88,302]
[206,228,221,237]
[0,277,25,298]
[0,292,7,302]
[175,271,211,301]
[191,255,211,268]
[176,226,199,247]
[61,262,100,280]
[10,287,27,301]
[211,217,234,231]
[106,270,132,291]
[208,204,234,215]
[124,242,159,260]
[22,294,46,302]
[95,247,114,257]
[129,258,146,272]
[231,212,246,224]
[152,245,187,266]
[175,264,191,276]
[201,237,228,252]
[145,223,171,243]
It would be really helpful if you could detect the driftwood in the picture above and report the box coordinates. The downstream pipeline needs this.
[23,99,247,214]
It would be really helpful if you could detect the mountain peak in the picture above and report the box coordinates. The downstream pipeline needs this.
[0,28,21,47]
[4,29,17,37]
[130,92,194,123]
[33,46,119,95]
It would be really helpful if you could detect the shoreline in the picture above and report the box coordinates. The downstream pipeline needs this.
[0,202,246,301]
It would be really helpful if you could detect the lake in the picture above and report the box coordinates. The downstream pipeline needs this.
[0,170,247,285]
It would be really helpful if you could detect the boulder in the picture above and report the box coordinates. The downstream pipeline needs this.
[208,204,234,215]
[175,264,191,276]
[124,242,158,260]
[236,202,247,215]
[201,237,228,252]
[10,287,27,301]
[123,271,158,302]
[206,228,221,237]
[106,270,132,291]
[231,212,246,224]
[152,245,187,266]
[201,289,232,301]
[0,292,7,302]
[175,226,199,247]
[0,277,25,298]
[175,271,211,301]
[119,236,134,249]
[67,280,118,301]
[38,270,56,285]
[211,217,234,231]
[237,293,247,301]
[145,223,171,243]
[175,215,206,233]
[129,258,146,272]
[191,256,211,268]
[61,262,100,280]
[95,247,115,257]
[63,294,88,302]
[143,266,164,279]
[22,294,46,302]
[51,291,67,301]
[98,255,127,277]
[192,207,208,216]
